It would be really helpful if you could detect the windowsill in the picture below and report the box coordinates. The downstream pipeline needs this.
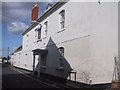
[37,39,42,42]
[57,29,65,33]
[56,67,64,71]
[41,66,47,69]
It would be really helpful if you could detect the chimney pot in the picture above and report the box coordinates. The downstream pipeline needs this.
[31,3,39,23]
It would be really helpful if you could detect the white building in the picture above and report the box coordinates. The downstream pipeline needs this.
[10,0,119,86]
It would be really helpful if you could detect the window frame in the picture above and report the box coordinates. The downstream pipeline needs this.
[58,47,65,69]
[59,10,65,32]
[37,24,42,41]
[43,21,48,38]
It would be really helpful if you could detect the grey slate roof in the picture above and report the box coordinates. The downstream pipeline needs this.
[14,45,22,53]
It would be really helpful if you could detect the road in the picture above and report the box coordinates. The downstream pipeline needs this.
[2,64,62,89]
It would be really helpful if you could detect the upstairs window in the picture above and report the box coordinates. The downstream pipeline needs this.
[59,10,65,30]
[44,21,48,38]
[38,25,42,40]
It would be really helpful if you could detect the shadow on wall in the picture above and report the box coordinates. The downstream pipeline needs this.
[34,37,73,82]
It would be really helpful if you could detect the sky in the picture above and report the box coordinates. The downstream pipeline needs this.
[1,0,57,57]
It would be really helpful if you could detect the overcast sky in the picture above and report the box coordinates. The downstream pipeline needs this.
[1,0,57,57]
[2,2,51,34]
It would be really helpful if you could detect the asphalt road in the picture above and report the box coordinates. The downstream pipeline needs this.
[2,64,58,89]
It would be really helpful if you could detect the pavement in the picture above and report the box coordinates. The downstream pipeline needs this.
[2,64,75,89]
[2,64,112,90]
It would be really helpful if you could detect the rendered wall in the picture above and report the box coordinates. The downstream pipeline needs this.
[12,2,118,84]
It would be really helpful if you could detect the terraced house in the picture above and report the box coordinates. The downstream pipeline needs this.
[10,0,120,88]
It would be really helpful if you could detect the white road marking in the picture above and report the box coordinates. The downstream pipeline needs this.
[10,66,60,88]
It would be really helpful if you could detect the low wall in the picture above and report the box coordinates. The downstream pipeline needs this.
[111,81,120,89]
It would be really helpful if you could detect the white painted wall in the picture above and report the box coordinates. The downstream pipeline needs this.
[11,1,118,84]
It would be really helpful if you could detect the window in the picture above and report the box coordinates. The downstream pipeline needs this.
[59,10,65,30]
[44,21,48,38]
[38,25,42,40]
[58,47,64,68]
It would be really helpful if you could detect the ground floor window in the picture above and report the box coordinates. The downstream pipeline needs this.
[58,47,64,68]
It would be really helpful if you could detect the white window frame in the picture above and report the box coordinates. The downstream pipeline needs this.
[38,28,41,40]
[37,24,42,41]
[58,47,64,69]
[43,21,48,38]
[59,10,65,32]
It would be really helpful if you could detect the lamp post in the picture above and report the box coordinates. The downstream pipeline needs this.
[7,47,9,64]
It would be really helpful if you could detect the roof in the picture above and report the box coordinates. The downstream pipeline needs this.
[0,57,7,59]
[22,0,69,35]
[14,45,22,53]
[32,49,48,55]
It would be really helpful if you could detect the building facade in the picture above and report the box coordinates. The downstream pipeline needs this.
[10,1,119,85]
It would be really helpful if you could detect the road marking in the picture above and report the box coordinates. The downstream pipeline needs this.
[10,66,60,88]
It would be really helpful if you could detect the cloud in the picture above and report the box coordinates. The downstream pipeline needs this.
[3,1,58,34]
[2,2,33,24]
[2,2,49,24]
[2,1,59,24]
[7,21,28,34]
[9,8,30,20]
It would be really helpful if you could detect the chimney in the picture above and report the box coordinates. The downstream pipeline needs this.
[31,3,39,23]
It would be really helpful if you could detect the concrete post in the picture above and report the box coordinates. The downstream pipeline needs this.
[37,54,41,77]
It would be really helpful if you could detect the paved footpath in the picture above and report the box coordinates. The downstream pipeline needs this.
[2,64,60,89]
